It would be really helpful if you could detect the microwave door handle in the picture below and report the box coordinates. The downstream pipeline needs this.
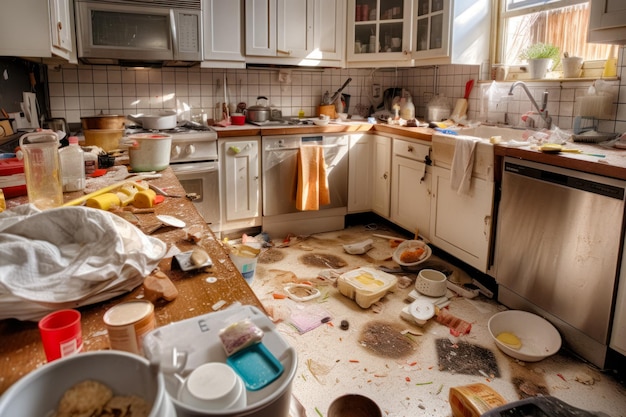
[170,9,179,59]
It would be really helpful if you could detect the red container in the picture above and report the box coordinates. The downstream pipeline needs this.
[0,157,27,198]
[231,114,246,125]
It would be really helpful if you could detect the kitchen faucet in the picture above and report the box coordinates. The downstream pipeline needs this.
[508,81,552,129]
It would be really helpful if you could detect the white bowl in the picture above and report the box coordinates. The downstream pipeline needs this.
[312,118,329,126]
[392,240,432,267]
[488,310,562,362]
[0,351,172,417]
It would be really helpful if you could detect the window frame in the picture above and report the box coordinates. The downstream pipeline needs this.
[495,0,591,66]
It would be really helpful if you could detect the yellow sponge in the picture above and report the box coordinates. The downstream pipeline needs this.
[133,189,156,208]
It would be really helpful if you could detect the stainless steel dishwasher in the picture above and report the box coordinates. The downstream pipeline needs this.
[495,157,626,368]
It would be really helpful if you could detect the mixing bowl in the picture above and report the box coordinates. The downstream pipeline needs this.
[0,350,172,416]
[488,310,562,362]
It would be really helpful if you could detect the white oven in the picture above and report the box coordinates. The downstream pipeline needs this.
[168,129,221,231]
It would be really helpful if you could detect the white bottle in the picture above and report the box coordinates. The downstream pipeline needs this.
[401,97,415,120]
[59,136,86,192]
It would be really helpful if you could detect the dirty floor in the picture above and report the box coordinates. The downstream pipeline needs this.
[246,224,626,417]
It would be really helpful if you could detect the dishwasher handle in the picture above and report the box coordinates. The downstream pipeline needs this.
[265,144,347,151]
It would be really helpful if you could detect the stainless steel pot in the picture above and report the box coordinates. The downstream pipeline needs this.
[244,96,271,123]
[127,110,177,130]
[81,114,126,130]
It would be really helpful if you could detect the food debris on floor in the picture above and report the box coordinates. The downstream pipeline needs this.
[247,225,626,417]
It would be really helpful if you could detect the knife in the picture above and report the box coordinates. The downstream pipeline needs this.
[329,78,352,103]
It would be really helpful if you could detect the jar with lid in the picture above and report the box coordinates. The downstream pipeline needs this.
[401,97,415,120]
[19,131,64,210]
[59,136,86,192]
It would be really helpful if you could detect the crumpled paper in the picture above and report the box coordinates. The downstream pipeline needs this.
[0,204,166,321]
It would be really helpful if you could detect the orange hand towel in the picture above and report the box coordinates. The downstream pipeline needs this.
[295,145,330,211]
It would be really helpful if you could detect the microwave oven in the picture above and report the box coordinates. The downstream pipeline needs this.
[75,0,203,66]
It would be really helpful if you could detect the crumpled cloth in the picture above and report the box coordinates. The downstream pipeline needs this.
[0,204,166,321]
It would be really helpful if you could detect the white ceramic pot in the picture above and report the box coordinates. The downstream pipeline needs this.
[127,110,177,130]
[128,133,172,172]
[415,269,447,297]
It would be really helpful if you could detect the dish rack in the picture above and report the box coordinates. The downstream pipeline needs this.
[571,116,616,143]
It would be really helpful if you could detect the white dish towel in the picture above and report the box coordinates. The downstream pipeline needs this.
[450,136,480,195]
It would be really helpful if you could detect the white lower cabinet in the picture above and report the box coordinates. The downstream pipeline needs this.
[390,138,431,239]
[220,138,262,232]
[429,165,494,272]
[371,135,392,218]
[347,133,373,213]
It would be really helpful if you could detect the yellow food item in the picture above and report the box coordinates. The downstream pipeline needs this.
[0,190,5,213]
[86,193,121,211]
[496,332,522,350]
[355,273,384,287]
[133,189,156,208]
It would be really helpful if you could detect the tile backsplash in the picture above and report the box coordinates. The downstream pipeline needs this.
[48,46,625,133]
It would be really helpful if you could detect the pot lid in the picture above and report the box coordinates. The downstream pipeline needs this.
[247,105,270,111]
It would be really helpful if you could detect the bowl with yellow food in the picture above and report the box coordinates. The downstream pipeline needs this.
[488,310,562,362]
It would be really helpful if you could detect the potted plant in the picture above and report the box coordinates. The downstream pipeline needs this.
[519,43,561,79]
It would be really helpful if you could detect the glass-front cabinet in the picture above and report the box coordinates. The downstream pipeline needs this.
[347,0,491,67]
[413,0,447,59]
[347,0,412,64]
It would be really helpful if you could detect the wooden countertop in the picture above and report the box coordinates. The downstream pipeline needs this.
[211,121,435,141]
[0,167,263,395]
[494,141,626,181]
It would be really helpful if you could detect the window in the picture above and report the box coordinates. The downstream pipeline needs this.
[498,0,617,67]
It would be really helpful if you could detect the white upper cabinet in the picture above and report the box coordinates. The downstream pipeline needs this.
[245,0,345,65]
[203,0,245,68]
[588,0,626,44]
[347,0,491,67]
[0,0,76,63]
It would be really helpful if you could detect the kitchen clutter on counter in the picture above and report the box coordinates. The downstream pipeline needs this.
[0,204,166,321]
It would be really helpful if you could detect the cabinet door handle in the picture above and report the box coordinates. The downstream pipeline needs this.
[407,145,414,153]
[383,172,388,180]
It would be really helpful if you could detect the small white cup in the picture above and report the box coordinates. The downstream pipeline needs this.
[391,37,401,48]
[178,362,246,411]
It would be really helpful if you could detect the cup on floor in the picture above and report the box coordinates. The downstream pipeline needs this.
[38,309,83,362]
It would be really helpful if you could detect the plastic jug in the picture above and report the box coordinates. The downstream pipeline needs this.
[19,131,63,210]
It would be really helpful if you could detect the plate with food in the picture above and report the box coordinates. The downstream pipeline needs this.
[392,240,432,268]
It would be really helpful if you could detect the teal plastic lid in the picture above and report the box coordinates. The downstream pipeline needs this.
[226,342,284,391]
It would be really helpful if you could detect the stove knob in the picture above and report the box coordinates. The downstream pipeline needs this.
[185,144,196,156]
[171,145,182,158]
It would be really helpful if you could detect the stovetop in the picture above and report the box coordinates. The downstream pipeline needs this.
[126,123,218,141]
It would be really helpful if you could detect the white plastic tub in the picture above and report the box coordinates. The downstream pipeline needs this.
[337,267,397,308]
[143,305,297,417]
[127,133,172,172]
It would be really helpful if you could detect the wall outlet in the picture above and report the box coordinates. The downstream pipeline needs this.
[372,83,381,98]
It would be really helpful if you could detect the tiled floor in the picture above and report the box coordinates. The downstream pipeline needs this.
[248,224,626,417]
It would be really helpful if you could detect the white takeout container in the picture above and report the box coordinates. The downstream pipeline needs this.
[337,267,397,308]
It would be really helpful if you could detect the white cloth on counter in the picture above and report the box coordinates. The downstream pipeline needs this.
[450,135,480,196]
[0,204,166,321]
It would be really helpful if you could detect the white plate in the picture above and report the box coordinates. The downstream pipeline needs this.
[156,214,186,228]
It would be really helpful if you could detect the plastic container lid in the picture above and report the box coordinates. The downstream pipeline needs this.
[226,342,284,391]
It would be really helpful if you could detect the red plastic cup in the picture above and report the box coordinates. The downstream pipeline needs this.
[38,309,83,362]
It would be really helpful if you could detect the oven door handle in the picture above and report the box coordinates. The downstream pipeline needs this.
[170,163,218,174]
